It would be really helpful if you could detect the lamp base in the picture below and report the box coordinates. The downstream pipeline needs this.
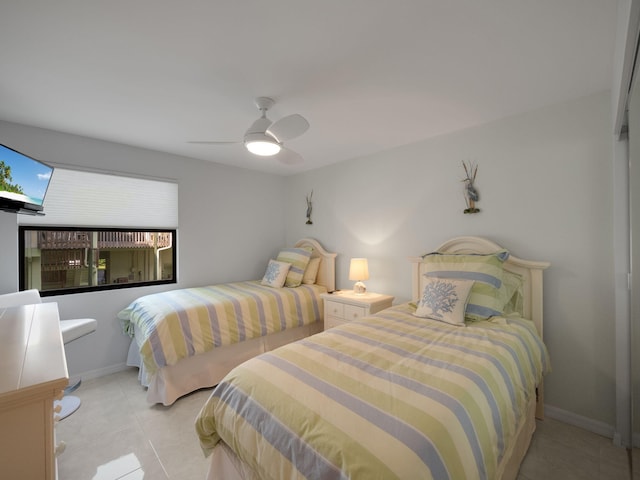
[353,281,367,295]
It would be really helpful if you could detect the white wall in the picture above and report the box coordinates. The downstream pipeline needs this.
[0,120,287,379]
[0,92,618,429]
[286,91,616,427]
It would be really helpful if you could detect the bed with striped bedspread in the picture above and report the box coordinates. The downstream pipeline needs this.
[195,303,550,480]
[118,281,326,376]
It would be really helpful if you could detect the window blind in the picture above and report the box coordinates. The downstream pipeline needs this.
[18,168,178,228]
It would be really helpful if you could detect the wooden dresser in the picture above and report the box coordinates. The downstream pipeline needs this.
[0,302,68,480]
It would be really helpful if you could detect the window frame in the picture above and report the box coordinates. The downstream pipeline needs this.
[19,226,177,297]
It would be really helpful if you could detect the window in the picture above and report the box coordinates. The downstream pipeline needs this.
[20,227,176,295]
[17,166,179,295]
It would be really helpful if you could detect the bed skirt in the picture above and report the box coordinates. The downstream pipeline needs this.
[203,392,538,480]
[127,320,323,405]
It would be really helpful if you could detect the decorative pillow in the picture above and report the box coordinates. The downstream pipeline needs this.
[501,270,523,315]
[414,278,474,326]
[261,259,291,288]
[421,251,509,322]
[302,257,321,284]
[276,247,312,287]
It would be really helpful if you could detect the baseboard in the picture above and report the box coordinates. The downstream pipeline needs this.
[544,403,615,439]
[613,432,622,447]
[72,362,130,382]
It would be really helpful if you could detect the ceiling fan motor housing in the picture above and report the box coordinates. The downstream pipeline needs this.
[191,96,306,163]
[245,116,274,137]
[243,111,281,156]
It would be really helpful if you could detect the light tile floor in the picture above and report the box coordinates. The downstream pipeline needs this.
[57,368,632,480]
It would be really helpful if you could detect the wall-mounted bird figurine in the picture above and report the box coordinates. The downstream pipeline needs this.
[306,190,313,224]
[462,161,480,214]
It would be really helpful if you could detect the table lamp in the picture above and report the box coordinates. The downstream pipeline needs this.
[349,258,369,294]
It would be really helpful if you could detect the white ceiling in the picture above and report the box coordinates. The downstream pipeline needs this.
[0,1,618,175]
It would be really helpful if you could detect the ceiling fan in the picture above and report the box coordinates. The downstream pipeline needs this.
[190,97,309,165]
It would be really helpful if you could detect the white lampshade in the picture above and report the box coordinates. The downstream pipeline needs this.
[349,258,369,294]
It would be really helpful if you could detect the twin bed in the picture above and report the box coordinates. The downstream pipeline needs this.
[120,236,550,479]
[119,238,337,406]
[193,236,550,480]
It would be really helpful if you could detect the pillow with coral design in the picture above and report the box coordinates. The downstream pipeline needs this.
[261,259,291,288]
[414,277,474,326]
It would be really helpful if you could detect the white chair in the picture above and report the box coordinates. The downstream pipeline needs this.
[0,289,97,419]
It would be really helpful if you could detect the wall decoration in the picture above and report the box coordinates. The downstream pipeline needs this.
[462,161,480,214]
[305,190,313,224]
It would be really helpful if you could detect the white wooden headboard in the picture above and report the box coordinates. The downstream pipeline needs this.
[409,236,550,419]
[410,236,550,336]
[294,238,337,292]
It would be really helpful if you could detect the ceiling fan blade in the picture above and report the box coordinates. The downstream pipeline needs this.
[266,114,309,143]
[277,147,304,165]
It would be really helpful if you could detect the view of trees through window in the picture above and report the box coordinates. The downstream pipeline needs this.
[1,160,24,195]
[20,227,176,295]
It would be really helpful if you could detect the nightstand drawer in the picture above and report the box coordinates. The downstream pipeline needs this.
[321,291,395,332]
[344,304,367,321]
[325,301,344,318]
[325,316,348,330]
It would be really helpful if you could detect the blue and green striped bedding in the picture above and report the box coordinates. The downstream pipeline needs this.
[118,281,326,375]
[196,303,550,480]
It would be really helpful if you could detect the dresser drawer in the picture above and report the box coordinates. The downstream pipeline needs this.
[325,301,344,318]
[344,304,367,321]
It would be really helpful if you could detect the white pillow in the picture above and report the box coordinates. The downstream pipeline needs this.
[302,257,321,284]
[414,278,474,326]
[261,259,291,288]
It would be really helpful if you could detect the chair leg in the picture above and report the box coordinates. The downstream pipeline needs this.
[64,378,82,395]
[54,396,82,420]
[56,318,97,420]
[55,377,83,419]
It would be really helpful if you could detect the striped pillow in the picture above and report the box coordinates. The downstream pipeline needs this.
[422,251,509,322]
[502,270,524,315]
[276,247,313,287]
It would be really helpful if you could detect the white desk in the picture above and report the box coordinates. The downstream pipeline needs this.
[0,302,68,480]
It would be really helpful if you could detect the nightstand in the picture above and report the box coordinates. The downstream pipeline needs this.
[321,290,394,330]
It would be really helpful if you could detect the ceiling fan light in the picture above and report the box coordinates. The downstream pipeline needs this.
[244,133,281,156]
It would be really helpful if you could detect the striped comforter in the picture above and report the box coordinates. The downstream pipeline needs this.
[195,303,550,480]
[118,281,326,375]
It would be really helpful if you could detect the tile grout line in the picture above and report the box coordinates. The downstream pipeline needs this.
[119,370,171,479]
[147,439,171,479]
